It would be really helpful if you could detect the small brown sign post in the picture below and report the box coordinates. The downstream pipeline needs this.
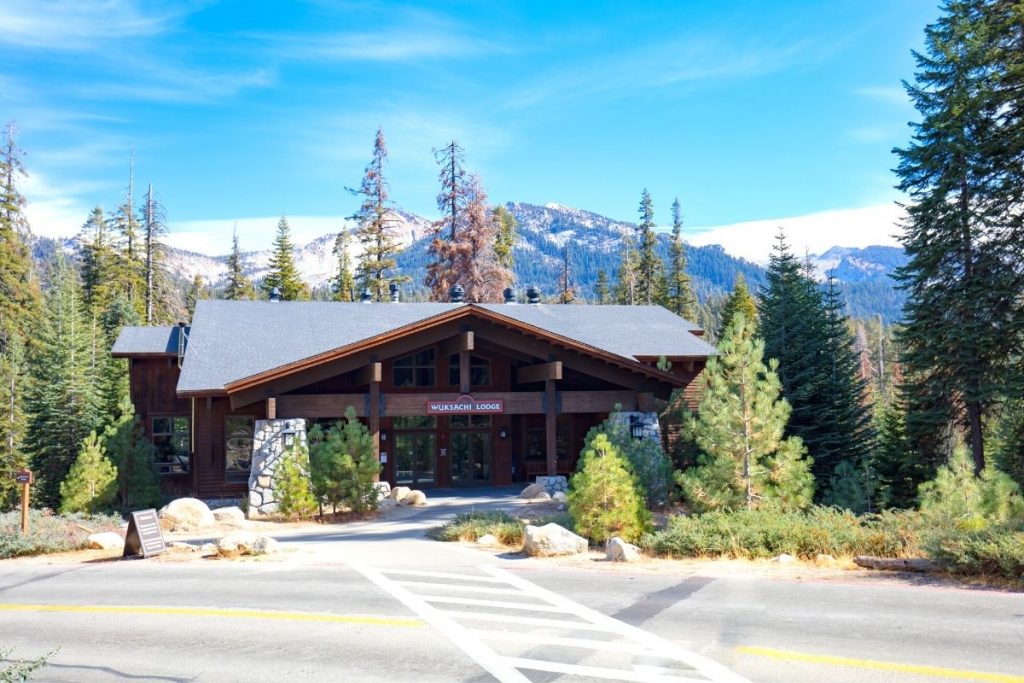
[123,509,167,559]
[14,469,32,534]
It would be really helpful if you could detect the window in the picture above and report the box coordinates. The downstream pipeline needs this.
[393,349,436,387]
[447,354,491,388]
[225,416,255,481]
[152,416,189,474]
[392,416,438,430]
[450,415,492,429]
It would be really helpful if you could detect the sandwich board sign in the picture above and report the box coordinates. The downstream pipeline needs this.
[123,509,167,558]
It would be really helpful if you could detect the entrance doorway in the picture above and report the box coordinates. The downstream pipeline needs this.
[449,415,492,485]
[393,416,437,487]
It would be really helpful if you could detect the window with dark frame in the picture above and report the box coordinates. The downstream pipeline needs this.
[393,349,436,387]
[225,415,255,481]
[447,354,491,388]
[152,416,190,474]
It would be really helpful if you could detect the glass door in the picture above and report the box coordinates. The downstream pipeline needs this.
[393,417,437,487]
[450,415,492,485]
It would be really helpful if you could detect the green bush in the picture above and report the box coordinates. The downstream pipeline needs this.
[0,510,123,559]
[273,441,318,519]
[308,408,381,516]
[102,396,161,511]
[925,526,1024,579]
[568,432,652,543]
[641,506,923,560]
[428,510,524,545]
[583,415,674,508]
[59,431,118,514]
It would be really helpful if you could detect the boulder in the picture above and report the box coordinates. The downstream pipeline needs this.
[390,486,412,502]
[519,483,546,499]
[216,531,280,558]
[159,498,215,530]
[400,490,427,506]
[477,533,499,546]
[86,532,124,551]
[605,537,641,562]
[552,491,567,503]
[377,498,397,511]
[169,541,200,552]
[531,492,551,502]
[373,481,392,501]
[771,553,796,564]
[522,523,588,557]
[211,506,245,523]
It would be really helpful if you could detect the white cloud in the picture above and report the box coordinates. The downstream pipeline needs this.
[855,85,910,106]
[0,0,187,51]
[21,172,96,238]
[688,204,905,263]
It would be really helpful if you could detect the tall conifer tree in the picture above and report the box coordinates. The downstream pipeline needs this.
[665,197,698,320]
[352,129,408,302]
[593,270,611,305]
[425,140,468,301]
[635,188,661,305]
[332,229,356,302]
[718,274,758,339]
[223,226,255,300]
[111,153,145,316]
[262,217,307,300]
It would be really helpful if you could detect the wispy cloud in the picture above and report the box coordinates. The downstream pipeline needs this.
[688,204,904,263]
[73,64,276,104]
[505,34,831,108]
[0,0,192,51]
[21,172,102,239]
[856,85,910,106]
[847,124,902,143]
[256,29,503,63]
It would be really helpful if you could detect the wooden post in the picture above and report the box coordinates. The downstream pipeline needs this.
[369,380,381,482]
[266,397,277,420]
[15,469,32,535]
[459,349,470,394]
[545,379,557,477]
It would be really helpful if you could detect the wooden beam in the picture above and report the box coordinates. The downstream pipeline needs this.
[440,331,474,355]
[369,380,381,482]
[516,361,563,384]
[459,349,470,393]
[276,394,368,418]
[545,379,557,477]
[266,397,276,420]
[354,362,382,385]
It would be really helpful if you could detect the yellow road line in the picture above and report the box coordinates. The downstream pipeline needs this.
[736,645,1024,683]
[0,603,423,628]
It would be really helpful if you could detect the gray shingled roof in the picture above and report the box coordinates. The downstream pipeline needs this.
[111,325,184,356]
[479,304,714,359]
[151,300,715,395]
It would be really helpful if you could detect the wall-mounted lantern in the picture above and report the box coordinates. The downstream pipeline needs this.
[380,431,388,442]
[499,428,509,440]
[629,416,645,441]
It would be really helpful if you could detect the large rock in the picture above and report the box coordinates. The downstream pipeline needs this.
[390,486,412,502]
[373,481,392,501]
[216,531,280,558]
[211,506,245,523]
[477,533,499,546]
[159,498,215,530]
[519,483,546,499]
[522,523,588,557]
[400,490,427,506]
[86,532,124,551]
[552,491,567,503]
[605,537,640,562]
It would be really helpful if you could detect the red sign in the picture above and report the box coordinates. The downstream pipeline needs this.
[426,394,504,415]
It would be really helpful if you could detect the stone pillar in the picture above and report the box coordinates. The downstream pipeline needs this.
[248,418,307,518]
[610,411,661,442]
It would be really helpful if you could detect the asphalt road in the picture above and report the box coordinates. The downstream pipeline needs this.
[1,493,1022,683]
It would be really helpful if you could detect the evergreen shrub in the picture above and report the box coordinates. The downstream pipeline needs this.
[308,407,381,516]
[568,433,651,543]
[59,431,117,514]
[273,441,318,519]
[428,510,524,544]
[0,510,122,559]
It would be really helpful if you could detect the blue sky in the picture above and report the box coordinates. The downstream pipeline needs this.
[1,1,937,258]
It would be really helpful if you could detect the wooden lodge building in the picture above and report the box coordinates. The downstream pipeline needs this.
[112,298,716,500]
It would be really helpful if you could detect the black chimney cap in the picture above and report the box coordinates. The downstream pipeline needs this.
[269,287,282,302]
[389,282,399,302]
[526,285,541,304]
[450,284,465,303]
[503,287,516,304]
[360,287,373,303]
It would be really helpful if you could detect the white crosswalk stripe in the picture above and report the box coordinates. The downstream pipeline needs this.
[353,563,750,683]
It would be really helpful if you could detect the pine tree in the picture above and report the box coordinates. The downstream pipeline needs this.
[593,270,610,304]
[26,253,102,508]
[567,432,651,543]
[142,183,174,324]
[492,205,517,272]
[110,153,145,317]
[308,407,380,516]
[718,274,758,339]
[273,441,317,519]
[614,232,639,305]
[677,313,815,512]
[452,174,509,303]
[59,431,117,514]
[263,216,307,300]
[893,0,1024,474]
[351,128,409,302]
[332,229,356,302]
[185,273,207,316]
[665,197,698,320]
[558,243,575,304]
[80,207,115,316]
[635,189,662,305]
[223,225,255,300]
[425,140,468,301]
[102,395,160,510]
[96,295,140,425]
[872,398,926,509]
[0,334,27,509]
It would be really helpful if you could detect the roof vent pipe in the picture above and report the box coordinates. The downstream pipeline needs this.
[503,287,517,304]
[269,287,282,302]
[360,287,373,303]
[450,284,465,303]
[389,282,400,302]
[526,285,541,304]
